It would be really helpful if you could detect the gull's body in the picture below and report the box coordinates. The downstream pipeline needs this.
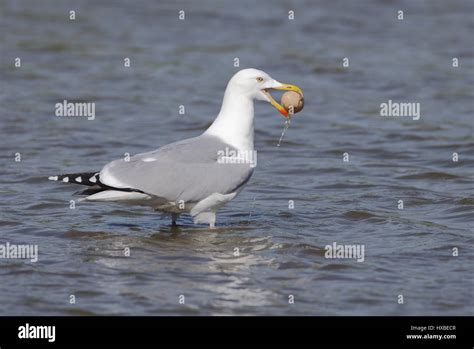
[93,134,253,226]
[49,69,302,228]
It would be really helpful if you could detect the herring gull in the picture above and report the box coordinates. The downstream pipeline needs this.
[48,68,303,228]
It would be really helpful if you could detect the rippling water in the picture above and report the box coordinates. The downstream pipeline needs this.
[1,0,473,315]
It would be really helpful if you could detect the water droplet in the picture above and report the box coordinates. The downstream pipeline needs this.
[277,116,292,147]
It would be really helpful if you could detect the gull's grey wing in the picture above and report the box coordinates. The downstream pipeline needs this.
[99,135,254,203]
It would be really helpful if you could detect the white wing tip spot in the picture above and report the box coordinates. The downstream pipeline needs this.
[89,176,97,183]
[62,177,69,183]
[48,176,58,181]
[75,176,82,183]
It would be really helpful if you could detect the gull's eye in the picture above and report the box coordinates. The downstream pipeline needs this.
[256,77,264,83]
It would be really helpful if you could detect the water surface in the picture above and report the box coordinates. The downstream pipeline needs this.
[0,0,473,315]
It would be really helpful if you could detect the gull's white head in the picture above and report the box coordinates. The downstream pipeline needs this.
[226,68,303,118]
[206,68,303,150]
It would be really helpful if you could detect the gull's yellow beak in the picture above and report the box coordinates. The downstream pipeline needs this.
[262,83,303,118]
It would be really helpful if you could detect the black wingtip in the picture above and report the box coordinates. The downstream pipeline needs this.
[48,172,100,186]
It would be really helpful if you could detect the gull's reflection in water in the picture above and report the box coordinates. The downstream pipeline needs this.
[71,221,281,314]
[159,225,278,314]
